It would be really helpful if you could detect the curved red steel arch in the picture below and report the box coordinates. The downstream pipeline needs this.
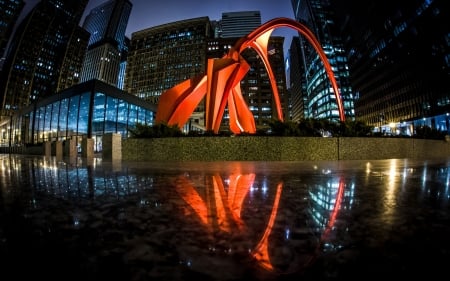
[155,17,345,134]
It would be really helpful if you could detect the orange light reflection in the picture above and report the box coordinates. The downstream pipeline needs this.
[173,172,282,271]
[173,171,345,273]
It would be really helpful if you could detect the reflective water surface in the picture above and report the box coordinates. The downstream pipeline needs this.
[1,155,450,280]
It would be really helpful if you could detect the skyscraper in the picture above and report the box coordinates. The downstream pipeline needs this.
[289,36,308,122]
[0,0,89,120]
[125,17,212,132]
[125,17,212,103]
[220,11,261,38]
[80,0,132,87]
[0,0,24,65]
[291,0,355,122]
[241,36,288,129]
[117,36,130,90]
[57,27,90,92]
[331,0,449,135]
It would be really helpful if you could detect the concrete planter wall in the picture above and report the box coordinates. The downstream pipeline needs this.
[122,137,450,161]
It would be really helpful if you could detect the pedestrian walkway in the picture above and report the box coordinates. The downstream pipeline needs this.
[0,155,449,280]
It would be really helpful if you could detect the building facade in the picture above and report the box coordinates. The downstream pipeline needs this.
[0,0,89,120]
[291,0,355,122]
[0,0,24,63]
[125,17,212,131]
[117,36,130,90]
[81,0,132,88]
[241,36,288,129]
[219,11,261,38]
[288,36,308,122]
[56,26,90,92]
[332,0,449,135]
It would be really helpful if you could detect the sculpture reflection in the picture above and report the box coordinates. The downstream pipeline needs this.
[1,156,449,279]
[169,166,347,273]
[8,157,436,277]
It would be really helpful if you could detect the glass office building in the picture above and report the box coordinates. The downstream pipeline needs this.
[81,0,132,88]
[291,0,355,122]
[0,79,157,152]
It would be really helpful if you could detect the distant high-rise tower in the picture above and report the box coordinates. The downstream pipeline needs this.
[291,0,355,121]
[220,11,261,38]
[81,0,132,87]
[0,0,89,119]
[117,36,130,90]
[0,0,25,64]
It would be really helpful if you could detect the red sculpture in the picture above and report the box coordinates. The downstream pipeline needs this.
[155,17,346,134]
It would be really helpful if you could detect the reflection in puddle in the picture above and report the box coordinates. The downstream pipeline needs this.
[1,155,449,280]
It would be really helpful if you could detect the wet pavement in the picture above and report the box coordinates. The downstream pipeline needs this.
[0,154,449,280]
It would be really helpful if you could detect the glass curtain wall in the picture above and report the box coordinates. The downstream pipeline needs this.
[2,90,155,152]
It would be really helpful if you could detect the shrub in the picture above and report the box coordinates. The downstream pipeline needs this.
[336,120,374,137]
[414,126,446,140]
[128,123,183,138]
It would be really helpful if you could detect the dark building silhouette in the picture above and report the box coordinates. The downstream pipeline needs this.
[81,0,132,88]
[288,36,307,122]
[220,11,261,38]
[0,0,25,65]
[332,0,449,135]
[0,0,89,120]
[241,36,288,129]
[56,27,90,92]
[291,0,355,122]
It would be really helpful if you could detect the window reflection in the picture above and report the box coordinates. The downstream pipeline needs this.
[128,104,138,131]
[2,157,450,276]
[105,96,118,133]
[28,111,34,143]
[117,99,129,136]
[93,92,106,135]
[59,98,69,139]
[44,104,52,140]
[37,107,45,143]
[52,101,60,140]
[78,92,90,134]
[68,95,80,137]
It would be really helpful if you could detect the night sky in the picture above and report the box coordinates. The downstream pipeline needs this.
[83,0,295,36]
[22,0,297,56]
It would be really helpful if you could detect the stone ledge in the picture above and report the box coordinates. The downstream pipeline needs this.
[122,137,450,161]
